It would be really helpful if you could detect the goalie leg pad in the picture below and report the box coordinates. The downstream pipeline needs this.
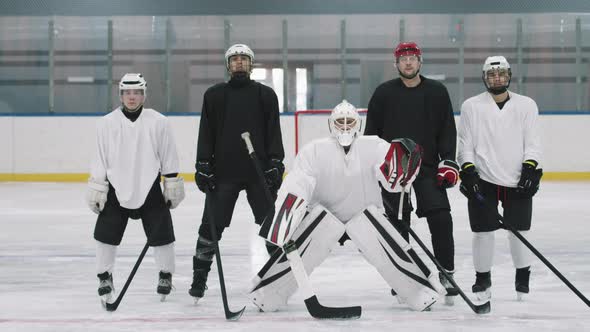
[249,205,345,312]
[346,205,440,311]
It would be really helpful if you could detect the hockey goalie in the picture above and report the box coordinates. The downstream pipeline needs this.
[249,100,445,312]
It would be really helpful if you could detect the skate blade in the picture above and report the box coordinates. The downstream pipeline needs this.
[192,296,202,305]
[474,289,491,301]
[160,294,168,302]
[516,292,527,302]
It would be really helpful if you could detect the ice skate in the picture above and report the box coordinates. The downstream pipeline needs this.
[97,271,115,307]
[472,271,491,301]
[189,257,211,304]
[439,271,459,306]
[515,267,530,301]
[157,271,173,302]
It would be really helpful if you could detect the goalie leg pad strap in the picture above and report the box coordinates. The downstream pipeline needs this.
[346,205,440,311]
[249,205,345,312]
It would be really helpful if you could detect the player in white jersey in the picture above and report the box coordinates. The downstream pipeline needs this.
[458,56,543,301]
[87,73,185,304]
[249,100,445,312]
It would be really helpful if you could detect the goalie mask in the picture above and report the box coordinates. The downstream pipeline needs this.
[329,100,361,147]
[225,43,254,77]
[482,55,511,95]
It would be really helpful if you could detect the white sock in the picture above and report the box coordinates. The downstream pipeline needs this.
[96,241,117,275]
[153,242,176,274]
[472,231,495,272]
[508,231,531,269]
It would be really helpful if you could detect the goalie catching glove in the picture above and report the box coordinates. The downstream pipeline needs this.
[260,191,308,247]
[163,176,185,209]
[377,138,423,192]
[437,160,460,188]
[86,178,109,214]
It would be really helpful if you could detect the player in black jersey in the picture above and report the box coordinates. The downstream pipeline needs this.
[365,42,460,305]
[190,44,285,302]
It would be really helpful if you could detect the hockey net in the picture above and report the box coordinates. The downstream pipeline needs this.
[294,109,367,154]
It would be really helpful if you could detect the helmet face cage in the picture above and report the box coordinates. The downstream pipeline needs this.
[225,44,254,74]
[119,73,147,96]
[329,100,361,147]
[482,56,511,94]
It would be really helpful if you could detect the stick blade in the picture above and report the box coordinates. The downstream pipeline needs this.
[225,306,246,321]
[473,300,491,314]
[304,296,361,319]
[104,301,119,312]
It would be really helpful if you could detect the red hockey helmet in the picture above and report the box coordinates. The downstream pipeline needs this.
[394,42,422,59]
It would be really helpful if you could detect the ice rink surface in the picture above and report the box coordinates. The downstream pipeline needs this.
[0,181,589,332]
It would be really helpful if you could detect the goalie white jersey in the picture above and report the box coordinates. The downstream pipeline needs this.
[283,135,391,223]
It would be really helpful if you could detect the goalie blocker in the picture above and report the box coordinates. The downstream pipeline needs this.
[249,204,443,312]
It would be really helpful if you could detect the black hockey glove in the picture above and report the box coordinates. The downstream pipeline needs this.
[459,162,481,199]
[517,160,543,197]
[264,159,285,191]
[195,161,216,193]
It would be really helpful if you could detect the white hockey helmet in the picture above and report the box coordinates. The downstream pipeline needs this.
[119,73,147,95]
[329,100,361,147]
[482,55,512,94]
[225,43,254,71]
[482,55,510,72]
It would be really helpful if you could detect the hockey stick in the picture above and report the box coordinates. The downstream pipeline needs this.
[241,131,361,319]
[474,193,590,307]
[205,196,246,320]
[104,242,149,311]
[384,195,491,314]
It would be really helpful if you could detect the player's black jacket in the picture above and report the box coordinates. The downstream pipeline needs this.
[196,77,284,182]
[364,75,456,175]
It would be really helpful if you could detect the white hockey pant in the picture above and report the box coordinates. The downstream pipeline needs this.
[346,205,442,311]
[249,205,345,311]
